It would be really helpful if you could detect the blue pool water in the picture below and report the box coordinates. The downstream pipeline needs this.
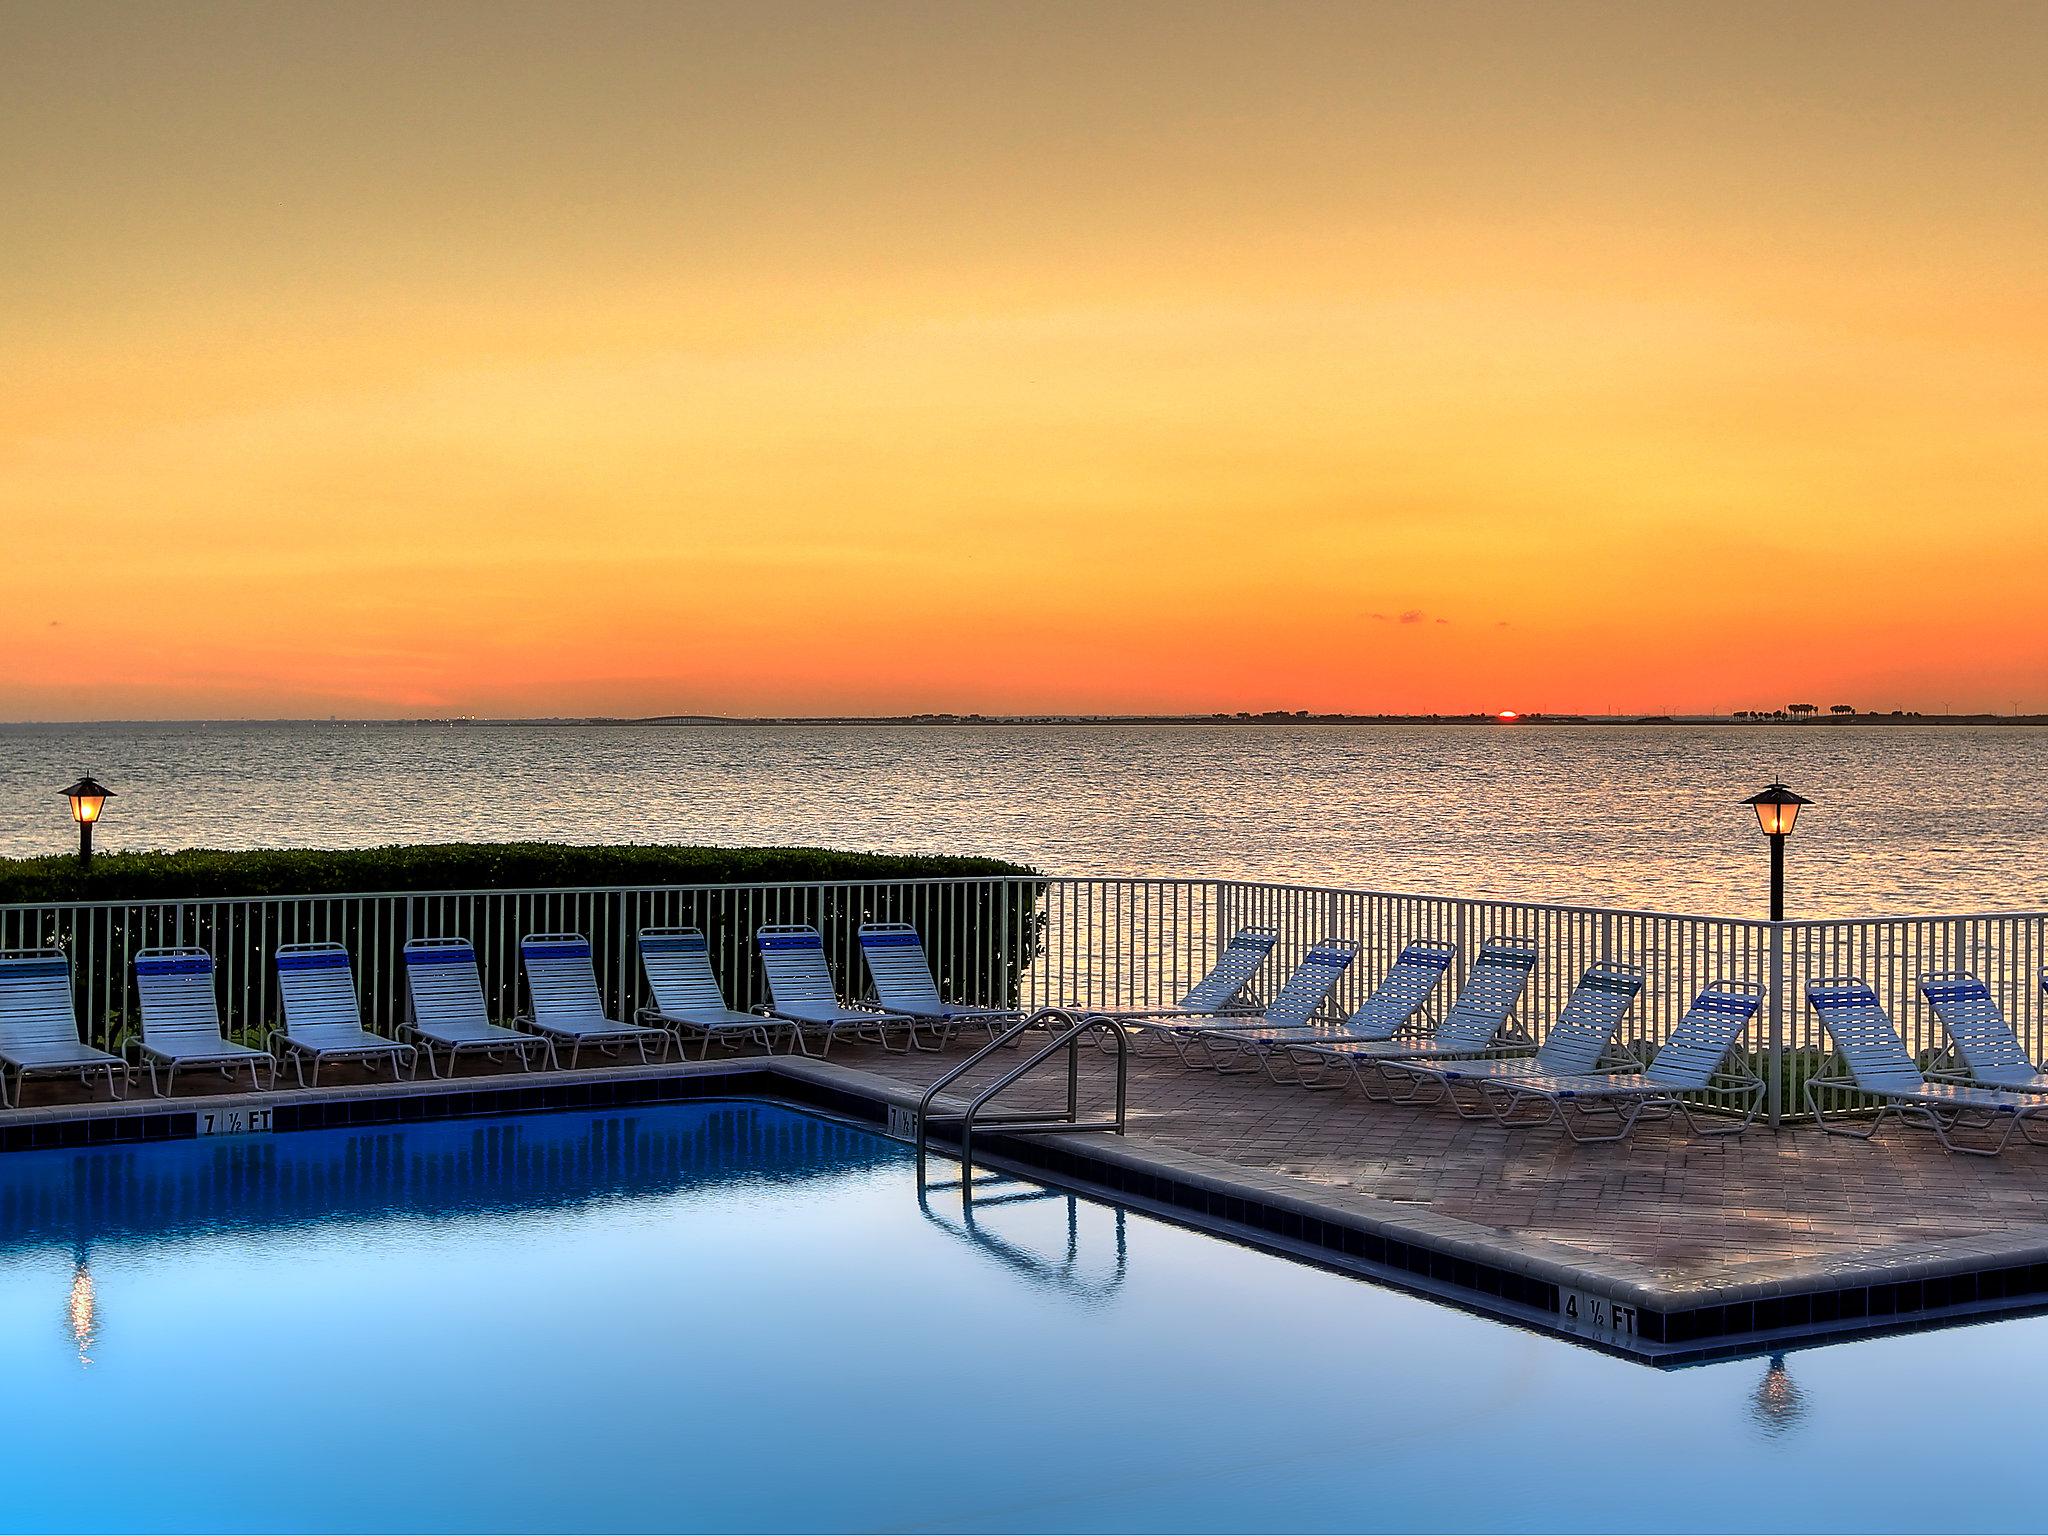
[0,1101,2037,1533]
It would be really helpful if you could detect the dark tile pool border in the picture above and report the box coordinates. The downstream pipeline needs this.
[11,1057,2048,1365]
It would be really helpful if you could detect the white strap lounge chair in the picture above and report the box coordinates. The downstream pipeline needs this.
[273,943,418,1087]
[403,938,555,1077]
[519,934,672,1068]
[756,924,921,1056]
[133,947,275,1096]
[0,949,127,1108]
[1396,961,1646,1116]
[858,922,1021,1046]
[1139,938,1361,1071]
[639,929,786,1057]
[1918,971,2048,1093]
[1805,978,2046,1156]
[1471,980,1766,1140]
[1088,926,1282,1024]
[1223,939,1457,1084]
[1290,936,1539,1096]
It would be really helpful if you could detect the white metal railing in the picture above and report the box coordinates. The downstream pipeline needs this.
[4,874,2045,1129]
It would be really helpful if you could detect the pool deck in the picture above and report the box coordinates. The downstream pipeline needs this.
[8,1038,2048,1360]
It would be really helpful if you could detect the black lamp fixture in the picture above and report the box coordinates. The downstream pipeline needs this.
[62,776,113,867]
[1740,780,1810,921]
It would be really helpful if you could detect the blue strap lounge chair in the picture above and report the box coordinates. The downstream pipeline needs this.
[133,947,275,1096]
[1142,938,1362,1070]
[0,949,127,1108]
[1290,936,1539,1096]
[1222,939,1457,1084]
[859,923,1021,1046]
[1805,978,2046,1156]
[1472,980,1766,1140]
[756,925,921,1056]
[519,934,672,1068]
[1389,961,1646,1116]
[403,938,555,1077]
[1918,971,2048,1093]
[273,943,418,1087]
[638,929,786,1057]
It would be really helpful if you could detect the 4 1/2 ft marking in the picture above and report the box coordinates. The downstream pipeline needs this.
[1558,1287,1637,1341]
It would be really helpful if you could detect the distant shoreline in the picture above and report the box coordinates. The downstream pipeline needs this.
[6,713,2047,729]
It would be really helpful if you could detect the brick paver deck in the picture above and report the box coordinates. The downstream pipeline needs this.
[824,1034,2048,1293]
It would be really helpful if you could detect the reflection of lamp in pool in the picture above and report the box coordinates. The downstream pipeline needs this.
[1749,1352,1804,1435]
[67,1249,99,1367]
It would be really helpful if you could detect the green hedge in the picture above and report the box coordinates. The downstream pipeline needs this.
[0,842,1032,905]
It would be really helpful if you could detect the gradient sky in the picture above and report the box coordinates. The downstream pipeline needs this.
[4,1,2044,719]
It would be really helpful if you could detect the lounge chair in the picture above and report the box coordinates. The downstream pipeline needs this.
[859,922,1021,1045]
[1135,938,1361,1070]
[133,947,276,1095]
[519,934,672,1067]
[1386,960,1646,1116]
[1918,971,2048,1092]
[1805,978,2047,1155]
[403,938,555,1077]
[1469,980,1766,1140]
[1289,936,1539,1096]
[1087,926,1281,1024]
[638,928,786,1057]
[273,942,418,1087]
[756,924,921,1055]
[1217,939,1456,1083]
[0,949,127,1108]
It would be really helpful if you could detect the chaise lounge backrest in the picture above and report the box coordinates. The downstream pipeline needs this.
[1644,981,1764,1088]
[1920,971,2034,1083]
[0,949,84,1051]
[136,947,227,1045]
[521,934,611,1027]
[643,929,738,1022]
[1431,937,1539,1050]
[275,942,365,1031]
[1179,927,1280,1012]
[1807,978,1923,1091]
[404,938,493,1032]
[1257,939,1361,1030]
[858,924,945,1014]
[1533,962,1645,1073]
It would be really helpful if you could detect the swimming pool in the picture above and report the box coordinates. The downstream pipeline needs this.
[0,1100,2036,1533]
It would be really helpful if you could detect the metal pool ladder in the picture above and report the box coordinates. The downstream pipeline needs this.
[913,1007,1128,1194]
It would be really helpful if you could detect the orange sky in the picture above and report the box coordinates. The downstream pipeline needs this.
[3,1,2045,719]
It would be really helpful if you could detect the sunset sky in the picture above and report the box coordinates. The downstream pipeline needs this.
[4,1,2044,719]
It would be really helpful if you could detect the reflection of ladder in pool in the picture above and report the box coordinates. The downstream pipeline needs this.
[913,1008,1128,1196]
[916,1172,1129,1298]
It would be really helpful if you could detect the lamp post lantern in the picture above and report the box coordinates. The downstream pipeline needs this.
[62,776,113,868]
[1741,781,1809,922]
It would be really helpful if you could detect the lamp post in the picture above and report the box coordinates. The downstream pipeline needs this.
[1741,781,1809,922]
[62,776,113,868]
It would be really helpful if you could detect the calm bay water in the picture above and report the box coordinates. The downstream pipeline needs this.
[0,722,2042,917]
